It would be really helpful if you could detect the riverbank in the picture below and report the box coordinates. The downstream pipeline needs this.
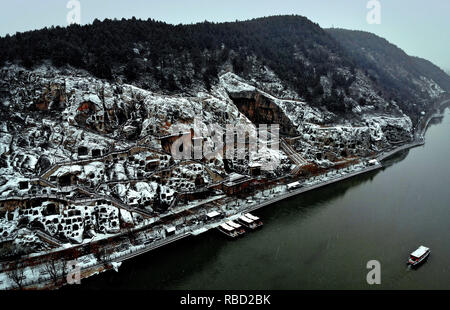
[4,97,449,290]
[151,103,450,290]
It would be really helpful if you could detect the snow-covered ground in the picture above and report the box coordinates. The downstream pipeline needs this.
[0,62,434,290]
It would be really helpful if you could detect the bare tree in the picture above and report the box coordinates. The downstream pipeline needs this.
[44,258,68,286]
[6,261,25,290]
[94,247,110,267]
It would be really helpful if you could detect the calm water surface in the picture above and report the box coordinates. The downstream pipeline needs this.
[75,108,450,290]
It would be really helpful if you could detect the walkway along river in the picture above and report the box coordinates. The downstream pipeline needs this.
[72,107,450,290]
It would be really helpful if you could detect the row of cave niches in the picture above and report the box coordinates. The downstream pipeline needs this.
[0,199,63,217]
[0,198,120,242]
[0,198,97,218]
[75,144,172,163]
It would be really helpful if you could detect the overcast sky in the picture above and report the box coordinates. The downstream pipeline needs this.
[0,0,449,70]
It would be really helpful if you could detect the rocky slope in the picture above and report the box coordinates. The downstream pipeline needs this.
[0,16,449,281]
[0,61,420,190]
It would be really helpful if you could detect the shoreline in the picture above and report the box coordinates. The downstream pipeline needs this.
[56,134,428,289]
[3,98,449,290]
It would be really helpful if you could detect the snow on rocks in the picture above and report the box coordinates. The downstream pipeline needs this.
[119,209,134,225]
[220,72,325,128]
[412,76,445,98]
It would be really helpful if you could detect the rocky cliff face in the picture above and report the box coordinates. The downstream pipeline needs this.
[0,62,419,191]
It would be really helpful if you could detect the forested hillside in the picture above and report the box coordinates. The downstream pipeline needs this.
[327,28,450,107]
[0,16,350,96]
[0,15,448,120]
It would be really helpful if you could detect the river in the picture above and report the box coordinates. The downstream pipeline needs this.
[74,107,450,290]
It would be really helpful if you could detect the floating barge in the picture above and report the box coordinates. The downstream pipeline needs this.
[216,215,261,238]
[217,223,239,238]
[237,213,263,230]
[226,220,246,235]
